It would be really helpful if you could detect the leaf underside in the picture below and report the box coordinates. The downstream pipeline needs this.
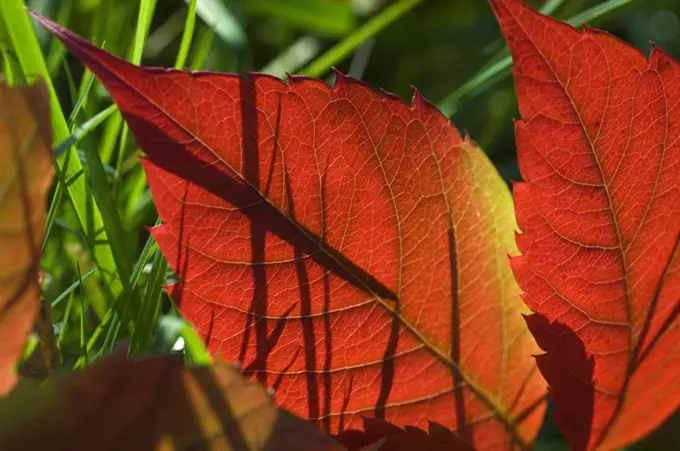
[34,12,547,450]
[491,1,680,450]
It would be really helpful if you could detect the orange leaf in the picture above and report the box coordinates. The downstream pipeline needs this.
[0,354,345,450]
[0,81,53,396]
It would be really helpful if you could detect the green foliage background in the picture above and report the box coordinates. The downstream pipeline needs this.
[1,0,679,449]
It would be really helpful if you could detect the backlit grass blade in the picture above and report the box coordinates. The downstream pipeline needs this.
[299,0,423,78]
[175,0,197,69]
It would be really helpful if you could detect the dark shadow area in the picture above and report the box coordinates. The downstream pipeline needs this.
[525,313,594,451]
[374,311,399,420]
[239,76,270,387]
[271,346,300,393]
[322,270,333,431]
[633,233,680,367]
[285,168,321,425]
[447,226,470,444]
[338,374,354,433]
[241,303,296,376]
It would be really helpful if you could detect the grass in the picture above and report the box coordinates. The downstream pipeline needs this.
[0,0,664,447]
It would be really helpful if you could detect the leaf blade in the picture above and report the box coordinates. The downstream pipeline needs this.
[34,13,547,449]
[490,0,680,449]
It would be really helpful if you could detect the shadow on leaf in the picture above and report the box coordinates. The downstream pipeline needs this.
[526,314,594,451]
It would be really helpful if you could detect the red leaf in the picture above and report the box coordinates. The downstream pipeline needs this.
[490,0,680,449]
[33,13,547,449]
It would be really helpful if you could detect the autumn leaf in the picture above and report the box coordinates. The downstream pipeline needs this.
[0,353,344,450]
[490,0,680,450]
[0,81,53,396]
[33,13,547,449]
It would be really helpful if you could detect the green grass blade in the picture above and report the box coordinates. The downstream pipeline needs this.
[45,104,117,262]
[131,0,158,64]
[67,70,95,127]
[52,268,98,307]
[1,0,120,315]
[175,0,197,69]
[81,134,140,323]
[299,0,423,78]
[437,0,640,117]
[77,264,87,366]
[114,0,158,182]
[45,0,72,77]
[189,26,214,71]
[191,0,248,68]
[73,300,119,369]
[261,36,320,78]
[181,323,213,366]
[437,55,512,117]
[56,290,75,357]
[0,45,21,84]
[244,0,355,37]
[62,59,79,105]
[540,0,567,15]
[54,104,117,159]
[131,247,168,354]
[101,315,123,354]
[568,0,636,25]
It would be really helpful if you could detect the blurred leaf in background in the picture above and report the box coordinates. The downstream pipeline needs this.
[0,81,53,395]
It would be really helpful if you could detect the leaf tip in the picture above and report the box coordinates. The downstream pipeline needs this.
[410,87,435,112]
[330,67,350,87]
[26,9,58,32]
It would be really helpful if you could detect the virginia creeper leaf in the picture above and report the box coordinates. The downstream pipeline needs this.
[34,13,547,449]
[0,354,344,450]
[0,81,53,396]
[490,0,680,449]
